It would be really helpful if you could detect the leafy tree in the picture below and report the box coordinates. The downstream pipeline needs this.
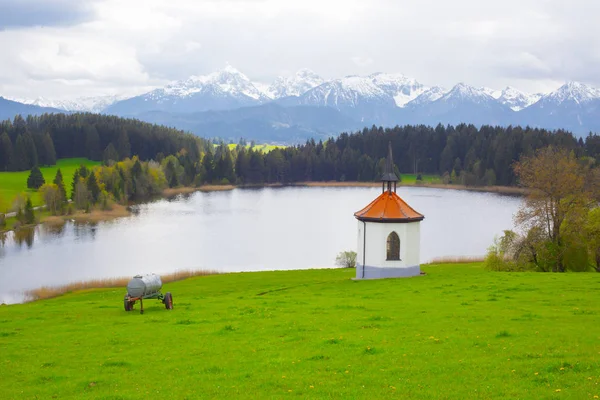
[74,179,89,209]
[513,146,597,272]
[40,184,61,215]
[26,166,45,189]
[585,208,600,272]
[335,251,357,268]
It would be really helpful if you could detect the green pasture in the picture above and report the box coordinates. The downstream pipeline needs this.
[1,264,599,399]
[399,173,441,185]
[0,158,99,212]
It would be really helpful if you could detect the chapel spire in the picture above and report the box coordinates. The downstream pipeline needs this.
[381,142,398,193]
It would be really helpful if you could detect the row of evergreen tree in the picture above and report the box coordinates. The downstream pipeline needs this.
[0,113,204,172]
[206,125,600,187]
[2,113,600,188]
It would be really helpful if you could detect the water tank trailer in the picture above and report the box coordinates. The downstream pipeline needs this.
[124,274,173,314]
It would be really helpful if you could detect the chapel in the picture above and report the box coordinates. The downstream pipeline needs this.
[354,143,424,279]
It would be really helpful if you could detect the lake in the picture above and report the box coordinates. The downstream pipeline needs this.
[0,186,522,304]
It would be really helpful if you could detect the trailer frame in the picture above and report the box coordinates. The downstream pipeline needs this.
[124,291,173,314]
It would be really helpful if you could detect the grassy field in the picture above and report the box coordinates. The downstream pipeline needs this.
[400,173,441,184]
[1,263,599,399]
[225,143,285,153]
[0,158,100,212]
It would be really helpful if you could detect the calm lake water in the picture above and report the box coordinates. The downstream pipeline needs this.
[0,186,522,304]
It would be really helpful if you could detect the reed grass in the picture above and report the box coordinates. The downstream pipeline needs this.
[23,269,220,302]
[425,255,486,264]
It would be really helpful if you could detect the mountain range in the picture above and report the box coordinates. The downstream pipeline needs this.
[3,66,600,143]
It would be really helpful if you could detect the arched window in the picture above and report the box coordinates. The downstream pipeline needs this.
[386,232,400,260]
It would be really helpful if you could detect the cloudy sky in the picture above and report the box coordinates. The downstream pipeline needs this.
[1,0,599,100]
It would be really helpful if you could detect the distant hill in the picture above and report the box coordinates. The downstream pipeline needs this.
[0,97,61,120]
[135,103,361,143]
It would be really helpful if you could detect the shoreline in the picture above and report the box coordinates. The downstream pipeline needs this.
[197,181,529,196]
[1,181,525,234]
[5,260,488,305]
[13,269,221,304]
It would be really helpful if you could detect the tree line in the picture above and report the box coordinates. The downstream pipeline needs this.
[219,125,600,187]
[2,114,600,189]
[0,113,204,172]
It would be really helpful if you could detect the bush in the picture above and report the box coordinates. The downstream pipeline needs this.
[335,251,357,268]
[484,232,535,272]
[0,213,5,229]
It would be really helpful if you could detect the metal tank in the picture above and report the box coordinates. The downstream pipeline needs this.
[126,274,163,298]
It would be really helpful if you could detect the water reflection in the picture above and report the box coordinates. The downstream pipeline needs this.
[0,187,522,304]
[73,222,98,241]
[42,222,66,237]
[13,227,35,248]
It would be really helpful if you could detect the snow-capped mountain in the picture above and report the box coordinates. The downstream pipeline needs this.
[105,65,269,115]
[520,81,600,133]
[266,69,324,99]
[152,65,267,101]
[369,72,427,107]
[403,83,513,127]
[15,95,128,113]
[536,81,600,107]
[4,65,600,141]
[297,75,390,108]
[406,86,447,107]
[278,72,431,124]
[0,97,62,121]
[285,75,398,124]
[497,87,541,111]
[480,87,502,99]
[435,83,501,107]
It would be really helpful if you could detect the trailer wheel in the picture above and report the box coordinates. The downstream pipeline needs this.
[164,292,173,310]
[124,296,132,312]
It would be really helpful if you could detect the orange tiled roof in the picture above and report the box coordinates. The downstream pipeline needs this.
[354,191,424,222]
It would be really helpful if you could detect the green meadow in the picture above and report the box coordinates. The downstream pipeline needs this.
[225,143,285,153]
[400,173,441,185]
[0,158,100,212]
[1,264,599,399]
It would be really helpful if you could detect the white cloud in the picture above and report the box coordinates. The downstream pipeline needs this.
[0,0,599,100]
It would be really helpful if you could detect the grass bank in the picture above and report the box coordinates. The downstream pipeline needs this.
[0,158,100,212]
[1,263,599,399]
